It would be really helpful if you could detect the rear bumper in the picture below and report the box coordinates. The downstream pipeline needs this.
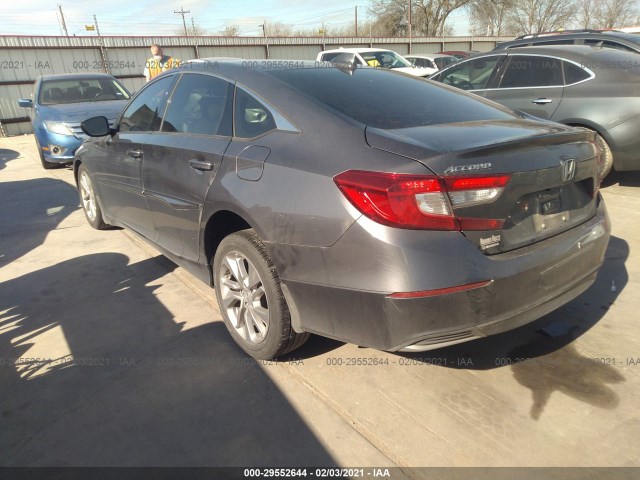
[278,198,610,351]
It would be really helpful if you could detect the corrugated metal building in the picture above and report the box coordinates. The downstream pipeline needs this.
[0,34,509,136]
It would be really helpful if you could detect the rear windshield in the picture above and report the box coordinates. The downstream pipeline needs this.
[266,67,516,129]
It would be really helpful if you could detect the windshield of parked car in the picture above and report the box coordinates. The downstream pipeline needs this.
[360,51,413,69]
[39,78,130,105]
[266,67,516,129]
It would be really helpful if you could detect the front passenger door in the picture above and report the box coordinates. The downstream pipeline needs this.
[142,73,234,261]
[95,75,176,239]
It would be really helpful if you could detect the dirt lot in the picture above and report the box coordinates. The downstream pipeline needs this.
[1,134,639,476]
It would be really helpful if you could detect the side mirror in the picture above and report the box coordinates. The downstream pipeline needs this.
[18,98,33,108]
[81,116,111,137]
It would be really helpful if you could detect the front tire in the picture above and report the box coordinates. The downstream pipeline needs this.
[78,165,108,230]
[213,229,309,359]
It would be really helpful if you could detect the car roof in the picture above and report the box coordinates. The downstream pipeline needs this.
[39,73,116,81]
[406,53,455,59]
[475,44,638,62]
[495,30,640,49]
[444,45,640,82]
[320,48,395,54]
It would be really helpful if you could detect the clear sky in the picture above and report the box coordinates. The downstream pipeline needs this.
[0,0,471,37]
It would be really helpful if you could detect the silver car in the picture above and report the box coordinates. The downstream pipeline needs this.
[430,45,640,178]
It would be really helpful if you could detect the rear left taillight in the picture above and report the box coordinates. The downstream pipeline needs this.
[334,170,510,231]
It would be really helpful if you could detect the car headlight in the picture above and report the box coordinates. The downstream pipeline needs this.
[44,121,74,136]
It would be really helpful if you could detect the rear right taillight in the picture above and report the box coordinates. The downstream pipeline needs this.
[334,170,510,231]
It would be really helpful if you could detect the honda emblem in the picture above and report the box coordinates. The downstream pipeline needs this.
[561,158,576,182]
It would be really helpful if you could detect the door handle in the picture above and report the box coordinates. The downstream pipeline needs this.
[127,149,143,159]
[532,98,553,105]
[189,159,213,171]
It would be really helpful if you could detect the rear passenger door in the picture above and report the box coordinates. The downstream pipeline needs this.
[141,72,233,261]
[486,55,564,119]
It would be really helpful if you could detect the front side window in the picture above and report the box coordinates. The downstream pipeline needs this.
[500,55,563,88]
[434,56,457,69]
[436,56,503,90]
[119,75,175,132]
[360,51,412,69]
[234,88,277,139]
[415,58,435,69]
[161,73,233,136]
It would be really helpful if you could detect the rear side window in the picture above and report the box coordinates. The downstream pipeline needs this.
[161,73,233,136]
[120,75,175,132]
[563,61,591,85]
[234,88,277,139]
[500,56,563,88]
[266,67,516,129]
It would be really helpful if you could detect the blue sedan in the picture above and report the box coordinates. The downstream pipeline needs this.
[18,73,130,169]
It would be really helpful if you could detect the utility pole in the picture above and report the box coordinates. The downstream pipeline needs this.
[355,6,358,36]
[408,0,412,53]
[93,14,110,75]
[174,6,190,36]
[58,4,69,37]
[93,14,102,37]
[261,21,267,37]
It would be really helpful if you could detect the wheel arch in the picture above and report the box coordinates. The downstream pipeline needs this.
[563,120,613,149]
[203,209,253,282]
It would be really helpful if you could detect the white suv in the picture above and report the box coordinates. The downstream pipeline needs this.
[316,48,432,77]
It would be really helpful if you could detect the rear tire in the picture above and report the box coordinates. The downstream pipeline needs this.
[213,229,309,359]
[78,165,108,230]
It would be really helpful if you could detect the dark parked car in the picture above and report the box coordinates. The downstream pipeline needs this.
[75,59,610,359]
[430,45,640,178]
[17,73,130,169]
[493,29,640,54]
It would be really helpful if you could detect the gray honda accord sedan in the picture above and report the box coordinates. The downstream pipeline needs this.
[75,59,610,359]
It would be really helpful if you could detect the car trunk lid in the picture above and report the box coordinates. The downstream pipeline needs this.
[366,119,600,254]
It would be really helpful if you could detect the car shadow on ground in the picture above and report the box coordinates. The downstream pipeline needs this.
[0,178,79,268]
[396,235,629,420]
[602,170,640,188]
[0,253,337,467]
[0,149,20,170]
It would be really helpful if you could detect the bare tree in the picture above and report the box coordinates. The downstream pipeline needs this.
[369,0,473,36]
[597,0,639,28]
[575,0,594,28]
[264,21,294,36]
[221,25,241,36]
[506,0,575,34]
[174,23,208,36]
[575,0,638,29]
[469,0,519,35]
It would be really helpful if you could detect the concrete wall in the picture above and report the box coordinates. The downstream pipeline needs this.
[0,34,511,136]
